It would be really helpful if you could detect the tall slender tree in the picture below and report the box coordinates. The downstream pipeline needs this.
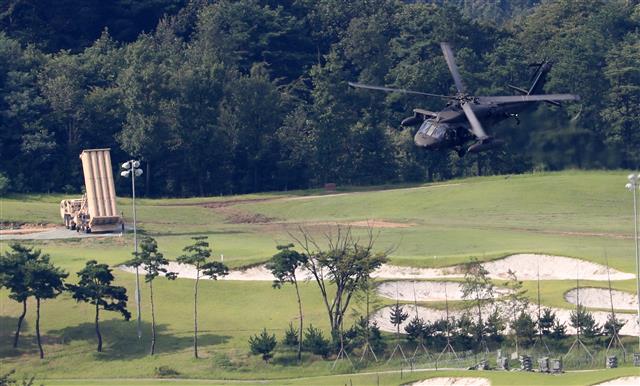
[0,244,39,348]
[177,236,228,358]
[67,260,131,352]
[266,243,308,361]
[460,258,494,351]
[126,237,177,355]
[24,253,68,359]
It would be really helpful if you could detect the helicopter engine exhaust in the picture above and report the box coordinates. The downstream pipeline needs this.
[467,137,505,153]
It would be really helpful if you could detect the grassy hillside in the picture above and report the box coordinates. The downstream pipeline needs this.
[1,170,639,384]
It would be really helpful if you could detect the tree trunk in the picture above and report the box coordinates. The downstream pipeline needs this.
[293,277,303,362]
[13,299,27,348]
[194,267,200,359]
[36,297,44,359]
[145,161,151,197]
[95,302,102,352]
[149,280,157,355]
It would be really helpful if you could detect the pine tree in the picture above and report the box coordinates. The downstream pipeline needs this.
[389,302,409,337]
[177,235,228,358]
[249,328,277,362]
[404,316,425,342]
[126,237,177,355]
[67,260,131,352]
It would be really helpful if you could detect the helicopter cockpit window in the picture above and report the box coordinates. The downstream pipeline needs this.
[418,120,447,139]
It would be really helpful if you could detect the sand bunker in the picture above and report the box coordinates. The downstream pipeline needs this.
[371,304,640,337]
[565,288,638,311]
[481,254,634,281]
[410,377,490,386]
[376,281,510,302]
[118,253,633,282]
[594,377,640,386]
[119,262,314,281]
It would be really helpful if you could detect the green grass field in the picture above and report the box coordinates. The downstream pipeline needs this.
[1,171,639,385]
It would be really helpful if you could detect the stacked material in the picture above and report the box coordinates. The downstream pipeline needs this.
[520,355,532,371]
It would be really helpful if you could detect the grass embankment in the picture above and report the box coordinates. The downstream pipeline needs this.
[1,170,639,384]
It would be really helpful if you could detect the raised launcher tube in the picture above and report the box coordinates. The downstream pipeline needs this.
[76,149,122,233]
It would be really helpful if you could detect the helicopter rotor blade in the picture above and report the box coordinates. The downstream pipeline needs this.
[440,42,467,93]
[478,94,580,103]
[348,82,453,99]
[461,102,488,139]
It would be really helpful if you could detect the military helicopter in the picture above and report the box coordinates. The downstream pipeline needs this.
[349,42,580,156]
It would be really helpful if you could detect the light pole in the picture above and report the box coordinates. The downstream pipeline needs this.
[625,173,640,351]
[121,160,143,340]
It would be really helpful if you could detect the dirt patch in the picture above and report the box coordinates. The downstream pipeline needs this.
[410,377,490,386]
[371,304,640,337]
[201,198,277,208]
[346,220,415,228]
[594,377,640,386]
[0,223,58,235]
[224,211,275,224]
[377,280,510,302]
[565,288,638,311]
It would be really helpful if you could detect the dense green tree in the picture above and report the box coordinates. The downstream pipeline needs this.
[1,0,639,196]
[67,260,131,352]
[177,236,228,358]
[602,32,640,168]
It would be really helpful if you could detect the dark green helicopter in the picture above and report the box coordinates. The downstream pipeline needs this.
[349,42,580,156]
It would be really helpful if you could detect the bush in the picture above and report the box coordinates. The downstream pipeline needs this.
[368,321,387,355]
[404,316,424,342]
[154,366,180,377]
[249,328,277,362]
[282,322,299,347]
[302,324,330,358]
[538,308,556,336]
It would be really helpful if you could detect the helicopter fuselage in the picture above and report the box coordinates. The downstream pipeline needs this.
[412,101,536,150]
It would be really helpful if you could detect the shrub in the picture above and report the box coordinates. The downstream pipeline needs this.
[302,324,330,358]
[282,322,299,347]
[368,321,387,355]
[249,328,277,362]
[404,316,425,342]
[154,366,180,377]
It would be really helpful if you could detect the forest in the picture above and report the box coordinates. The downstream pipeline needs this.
[0,0,639,197]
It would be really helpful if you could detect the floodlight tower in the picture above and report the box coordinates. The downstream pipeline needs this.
[121,160,143,340]
[625,173,640,350]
